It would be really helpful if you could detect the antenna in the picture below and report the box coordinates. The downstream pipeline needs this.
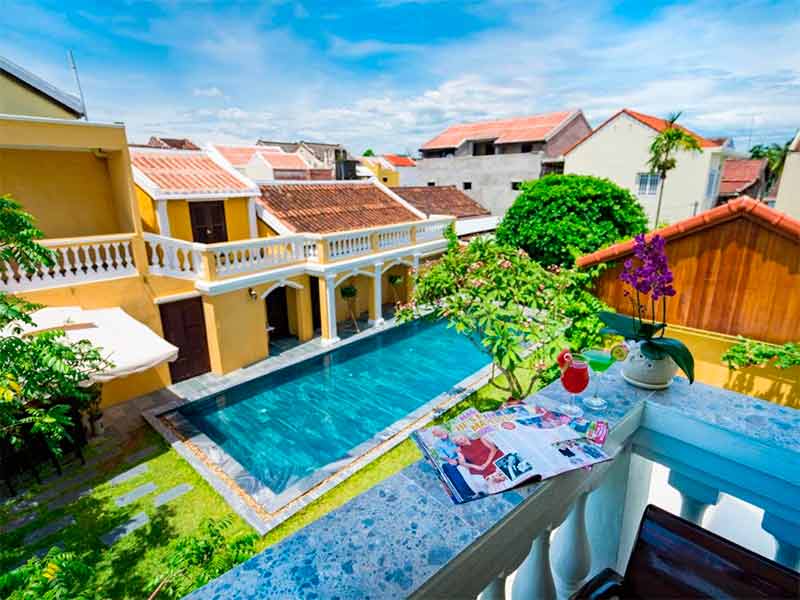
[68,50,88,120]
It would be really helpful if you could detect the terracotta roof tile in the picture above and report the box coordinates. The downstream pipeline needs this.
[421,111,576,150]
[131,149,253,195]
[391,186,490,218]
[564,108,721,155]
[577,196,800,267]
[147,136,200,150]
[383,154,416,167]
[257,183,422,234]
[719,158,767,196]
[259,151,308,170]
[213,144,309,171]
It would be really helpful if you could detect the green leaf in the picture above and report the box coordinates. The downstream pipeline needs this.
[597,310,664,339]
[647,337,695,383]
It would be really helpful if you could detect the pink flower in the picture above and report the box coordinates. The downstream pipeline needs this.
[499,259,512,269]
[517,248,529,258]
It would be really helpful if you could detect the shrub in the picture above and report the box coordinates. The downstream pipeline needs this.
[496,174,648,267]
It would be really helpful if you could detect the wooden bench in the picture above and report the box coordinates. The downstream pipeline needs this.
[574,504,799,599]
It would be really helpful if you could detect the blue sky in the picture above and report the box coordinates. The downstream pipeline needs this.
[3,0,799,153]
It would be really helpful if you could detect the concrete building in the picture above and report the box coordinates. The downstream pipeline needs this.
[207,143,333,181]
[717,158,768,204]
[0,54,84,119]
[564,109,738,226]
[359,154,418,186]
[775,130,800,219]
[415,110,591,215]
[392,185,498,238]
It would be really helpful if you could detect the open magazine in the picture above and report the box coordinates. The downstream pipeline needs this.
[412,404,611,504]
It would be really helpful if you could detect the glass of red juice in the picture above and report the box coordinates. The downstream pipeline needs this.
[559,354,589,418]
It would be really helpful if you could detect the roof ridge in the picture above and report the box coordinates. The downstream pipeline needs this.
[576,196,800,267]
[0,54,83,116]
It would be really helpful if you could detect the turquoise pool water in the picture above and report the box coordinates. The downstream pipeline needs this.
[179,320,490,495]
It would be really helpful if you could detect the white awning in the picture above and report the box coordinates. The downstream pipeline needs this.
[14,306,178,383]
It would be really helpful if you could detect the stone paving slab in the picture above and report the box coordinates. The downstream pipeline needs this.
[8,498,39,514]
[101,511,149,546]
[153,483,193,508]
[1,512,37,535]
[124,444,159,464]
[24,515,75,546]
[108,463,148,486]
[115,482,156,507]
[46,486,93,511]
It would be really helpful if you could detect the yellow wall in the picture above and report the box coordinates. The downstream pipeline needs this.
[136,186,158,233]
[334,273,372,321]
[382,265,410,305]
[257,219,279,237]
[15,273,196,407]
[167,200,193,241]
[362,158,399,186]
[140,194,253,242]
[0,72,78,119]
[669,324,799,409]
[223,197,251,241]
[0,148,123,238]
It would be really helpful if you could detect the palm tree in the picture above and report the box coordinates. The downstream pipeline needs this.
[749,139,792,192]
[647,112,702,228]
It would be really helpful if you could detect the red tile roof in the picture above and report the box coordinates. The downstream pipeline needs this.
[259,151,308,170]
[719,159,767,197]
[577,196,800,267]
[131,149,254,195]
[257,183,422,234]
[421,111,576,150]
[391,186,490,218]
[383,154,416,167]
[564,108,721,155]
[213,144,309,171]
[147,136,200,150]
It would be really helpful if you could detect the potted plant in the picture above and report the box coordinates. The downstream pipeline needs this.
[387,273,404,303]
[598,233,694,389]
[339,283,360,333]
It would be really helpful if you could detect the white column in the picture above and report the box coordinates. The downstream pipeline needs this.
[511,529,557,600]
[552,492,592,597]
[247,196,258,239]
[155,199,170,237]
[667,471,720,525]
[323,274,340,345]
[371,262,384,326]
[762,512,800,571]
[479,574,507,600]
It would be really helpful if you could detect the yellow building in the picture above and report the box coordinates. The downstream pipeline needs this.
[1,55,84,119]
[1,113,454,407]
[359,155,400,186]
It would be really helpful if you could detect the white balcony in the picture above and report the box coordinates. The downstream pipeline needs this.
[186,366,800,599]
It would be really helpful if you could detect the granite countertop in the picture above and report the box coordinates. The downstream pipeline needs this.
[188,365,800,599]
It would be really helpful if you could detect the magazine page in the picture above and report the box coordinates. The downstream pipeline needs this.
[413,405,610,504]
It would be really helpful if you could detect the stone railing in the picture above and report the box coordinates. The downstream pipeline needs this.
[144,233,202,280]
[209,236,307,277]
[0,233,137,292]
[187,368,800,599]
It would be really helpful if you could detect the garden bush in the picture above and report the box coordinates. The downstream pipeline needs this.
[496,174,648,267]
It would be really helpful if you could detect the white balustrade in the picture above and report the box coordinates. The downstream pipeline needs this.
[415,217,451,242]
[144,233,202,280]
[212,236,304,277]
[0,234,137,292]
[551,492,592,597]
[302,239,319,261]
[377,225,412,250]
[325,231,372,260]
[511,530,556,600]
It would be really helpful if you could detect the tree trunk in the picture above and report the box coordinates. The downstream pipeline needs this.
[653,175,667,229]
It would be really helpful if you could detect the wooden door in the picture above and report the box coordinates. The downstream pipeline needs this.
[159,297,211,383]
[309,276,321,331]
[189,201,228,244]
[265,287,291,338]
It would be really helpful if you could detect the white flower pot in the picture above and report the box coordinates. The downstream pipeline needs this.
[620,341,678,389]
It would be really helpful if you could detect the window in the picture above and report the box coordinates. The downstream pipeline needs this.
[541,162,564,176]
[636,173,659,196]
[511,181,522,191]
[521,143,533,153]
[705,168,720,199]
[427,181,436,187]
[382,177,388,183]
[473,141,496,156]
[463,182,472,191]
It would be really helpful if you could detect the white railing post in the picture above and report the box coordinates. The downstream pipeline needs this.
[323,274,339,345]
[667,471,720,525]
[761,513,800,571]
[479,574,508,600]
[371,262,384,326]
[551,492,592,597]
[511,529,557,600]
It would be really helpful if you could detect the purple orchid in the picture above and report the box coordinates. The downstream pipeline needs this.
[619,234,676,302]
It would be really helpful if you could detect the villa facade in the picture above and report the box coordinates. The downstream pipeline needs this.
[0,113,453,407]
[775,130,800,219]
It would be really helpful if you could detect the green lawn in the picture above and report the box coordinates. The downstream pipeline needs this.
[0,356,555,598]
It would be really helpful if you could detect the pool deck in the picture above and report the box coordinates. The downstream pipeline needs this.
[186,366,800,599]
[141,314,494,534]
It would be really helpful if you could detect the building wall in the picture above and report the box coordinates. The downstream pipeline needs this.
[397,166,421,186]
[564,113,720,226]
[592,217,800,345]
[0,148,124,237]
[415,152,542,215]
[0,72,77,119]
[775,151,800,219]
[546,113,593,158]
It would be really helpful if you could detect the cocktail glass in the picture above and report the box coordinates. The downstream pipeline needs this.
[583,349,614,411]
[559,354,589,418]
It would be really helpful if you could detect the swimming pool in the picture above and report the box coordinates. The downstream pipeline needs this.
[176,319,490,514]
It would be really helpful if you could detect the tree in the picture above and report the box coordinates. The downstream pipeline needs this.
[750,139,792,192]
[362,148,375,157]
[647,112,702,228]
[0,194,110,457]
[0,547,94,600]
[496,174,648,267]
[398,228,571,400]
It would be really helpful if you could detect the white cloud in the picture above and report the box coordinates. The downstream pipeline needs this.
[192,86,224,97]
[327,36,422,59]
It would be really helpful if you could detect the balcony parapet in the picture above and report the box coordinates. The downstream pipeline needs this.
[186,366,800,599]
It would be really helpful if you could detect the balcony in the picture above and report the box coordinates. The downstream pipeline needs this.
[186,365,799,599]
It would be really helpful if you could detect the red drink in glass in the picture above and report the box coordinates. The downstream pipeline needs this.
[561,361,589,394]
